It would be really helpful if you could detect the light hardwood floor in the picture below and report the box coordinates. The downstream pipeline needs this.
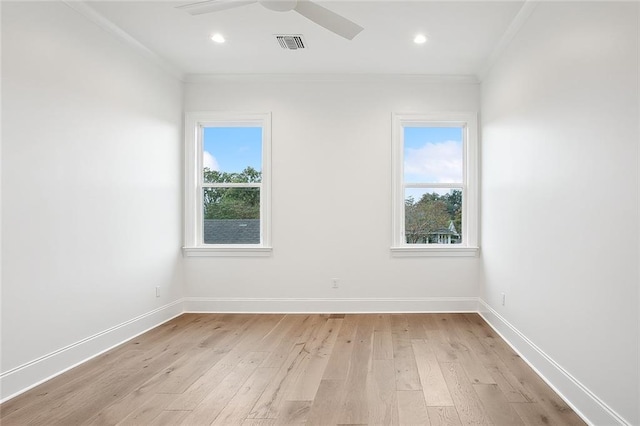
[0,313,586,425]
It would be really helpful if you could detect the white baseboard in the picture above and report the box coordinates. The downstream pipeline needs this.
[2,296,630,426]
[184,296,479,313]
[0,296,474,404]
[0,299,184,403]
[478,299,630,426]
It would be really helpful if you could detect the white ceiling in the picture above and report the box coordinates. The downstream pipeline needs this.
[84,0,526,77]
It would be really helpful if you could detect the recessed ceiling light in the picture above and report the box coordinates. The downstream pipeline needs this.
[414,34,427,44]
[211,33,225,43]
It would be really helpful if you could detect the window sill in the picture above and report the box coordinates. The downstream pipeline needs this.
[182,246,273,257]
[390,246,479,257]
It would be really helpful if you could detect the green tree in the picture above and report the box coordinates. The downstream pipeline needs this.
[405,194,451,243]
[203,167,261,220]
[441,189,462,235]
[203,167,261,184]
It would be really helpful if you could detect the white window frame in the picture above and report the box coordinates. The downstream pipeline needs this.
[391,112,479,257]
[183,111,272,257]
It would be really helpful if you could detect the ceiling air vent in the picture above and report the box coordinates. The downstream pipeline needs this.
[275,34,306,50]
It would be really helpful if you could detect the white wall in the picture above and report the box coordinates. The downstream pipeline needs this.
[184,76,481,311]
[1,1,184,400]
[4,1,636,422]
[481,2,639,425]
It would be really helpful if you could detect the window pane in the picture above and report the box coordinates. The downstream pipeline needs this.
[404,127,463,184]
[405,188,462,244]
[203,127,262,183]
[203,187,260,244]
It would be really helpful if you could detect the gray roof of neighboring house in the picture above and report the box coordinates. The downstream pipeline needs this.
[203,219,260,244]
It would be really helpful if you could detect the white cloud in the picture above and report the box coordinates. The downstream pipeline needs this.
[203,151,219,171]
[405,140,462,183]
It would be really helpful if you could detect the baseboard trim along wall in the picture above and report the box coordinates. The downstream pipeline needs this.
[183,297,479,313]
[1,296,630,426]
[478,299,630,426]
[0,299,184,403]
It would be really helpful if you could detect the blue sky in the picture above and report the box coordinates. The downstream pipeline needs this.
[404,126,463,184]
[201,125,460,183]
[404,126,463,201]
[203,127,262,173]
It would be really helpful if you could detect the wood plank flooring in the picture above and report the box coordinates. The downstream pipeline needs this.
[0,313,586,425]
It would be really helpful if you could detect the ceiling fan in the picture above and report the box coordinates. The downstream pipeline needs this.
[176,0,363,40]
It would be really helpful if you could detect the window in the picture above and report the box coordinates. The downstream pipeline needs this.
[391,113,478,256]
[183,112,271,256]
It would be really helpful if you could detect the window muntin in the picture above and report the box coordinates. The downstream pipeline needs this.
[392,113,478,254]
[184,112,271,254]
[201,126,262,245]
[403,126,464,245]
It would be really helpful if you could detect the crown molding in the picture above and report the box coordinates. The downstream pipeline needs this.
[477,0,538,82]
[61,1,185,81]
[183,73,480,85]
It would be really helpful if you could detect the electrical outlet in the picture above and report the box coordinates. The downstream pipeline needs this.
[332,278,339,289]
[156,286,161,298]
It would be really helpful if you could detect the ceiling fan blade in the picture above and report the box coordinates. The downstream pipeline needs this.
[293,0,363,40]
[176,0,257,15]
